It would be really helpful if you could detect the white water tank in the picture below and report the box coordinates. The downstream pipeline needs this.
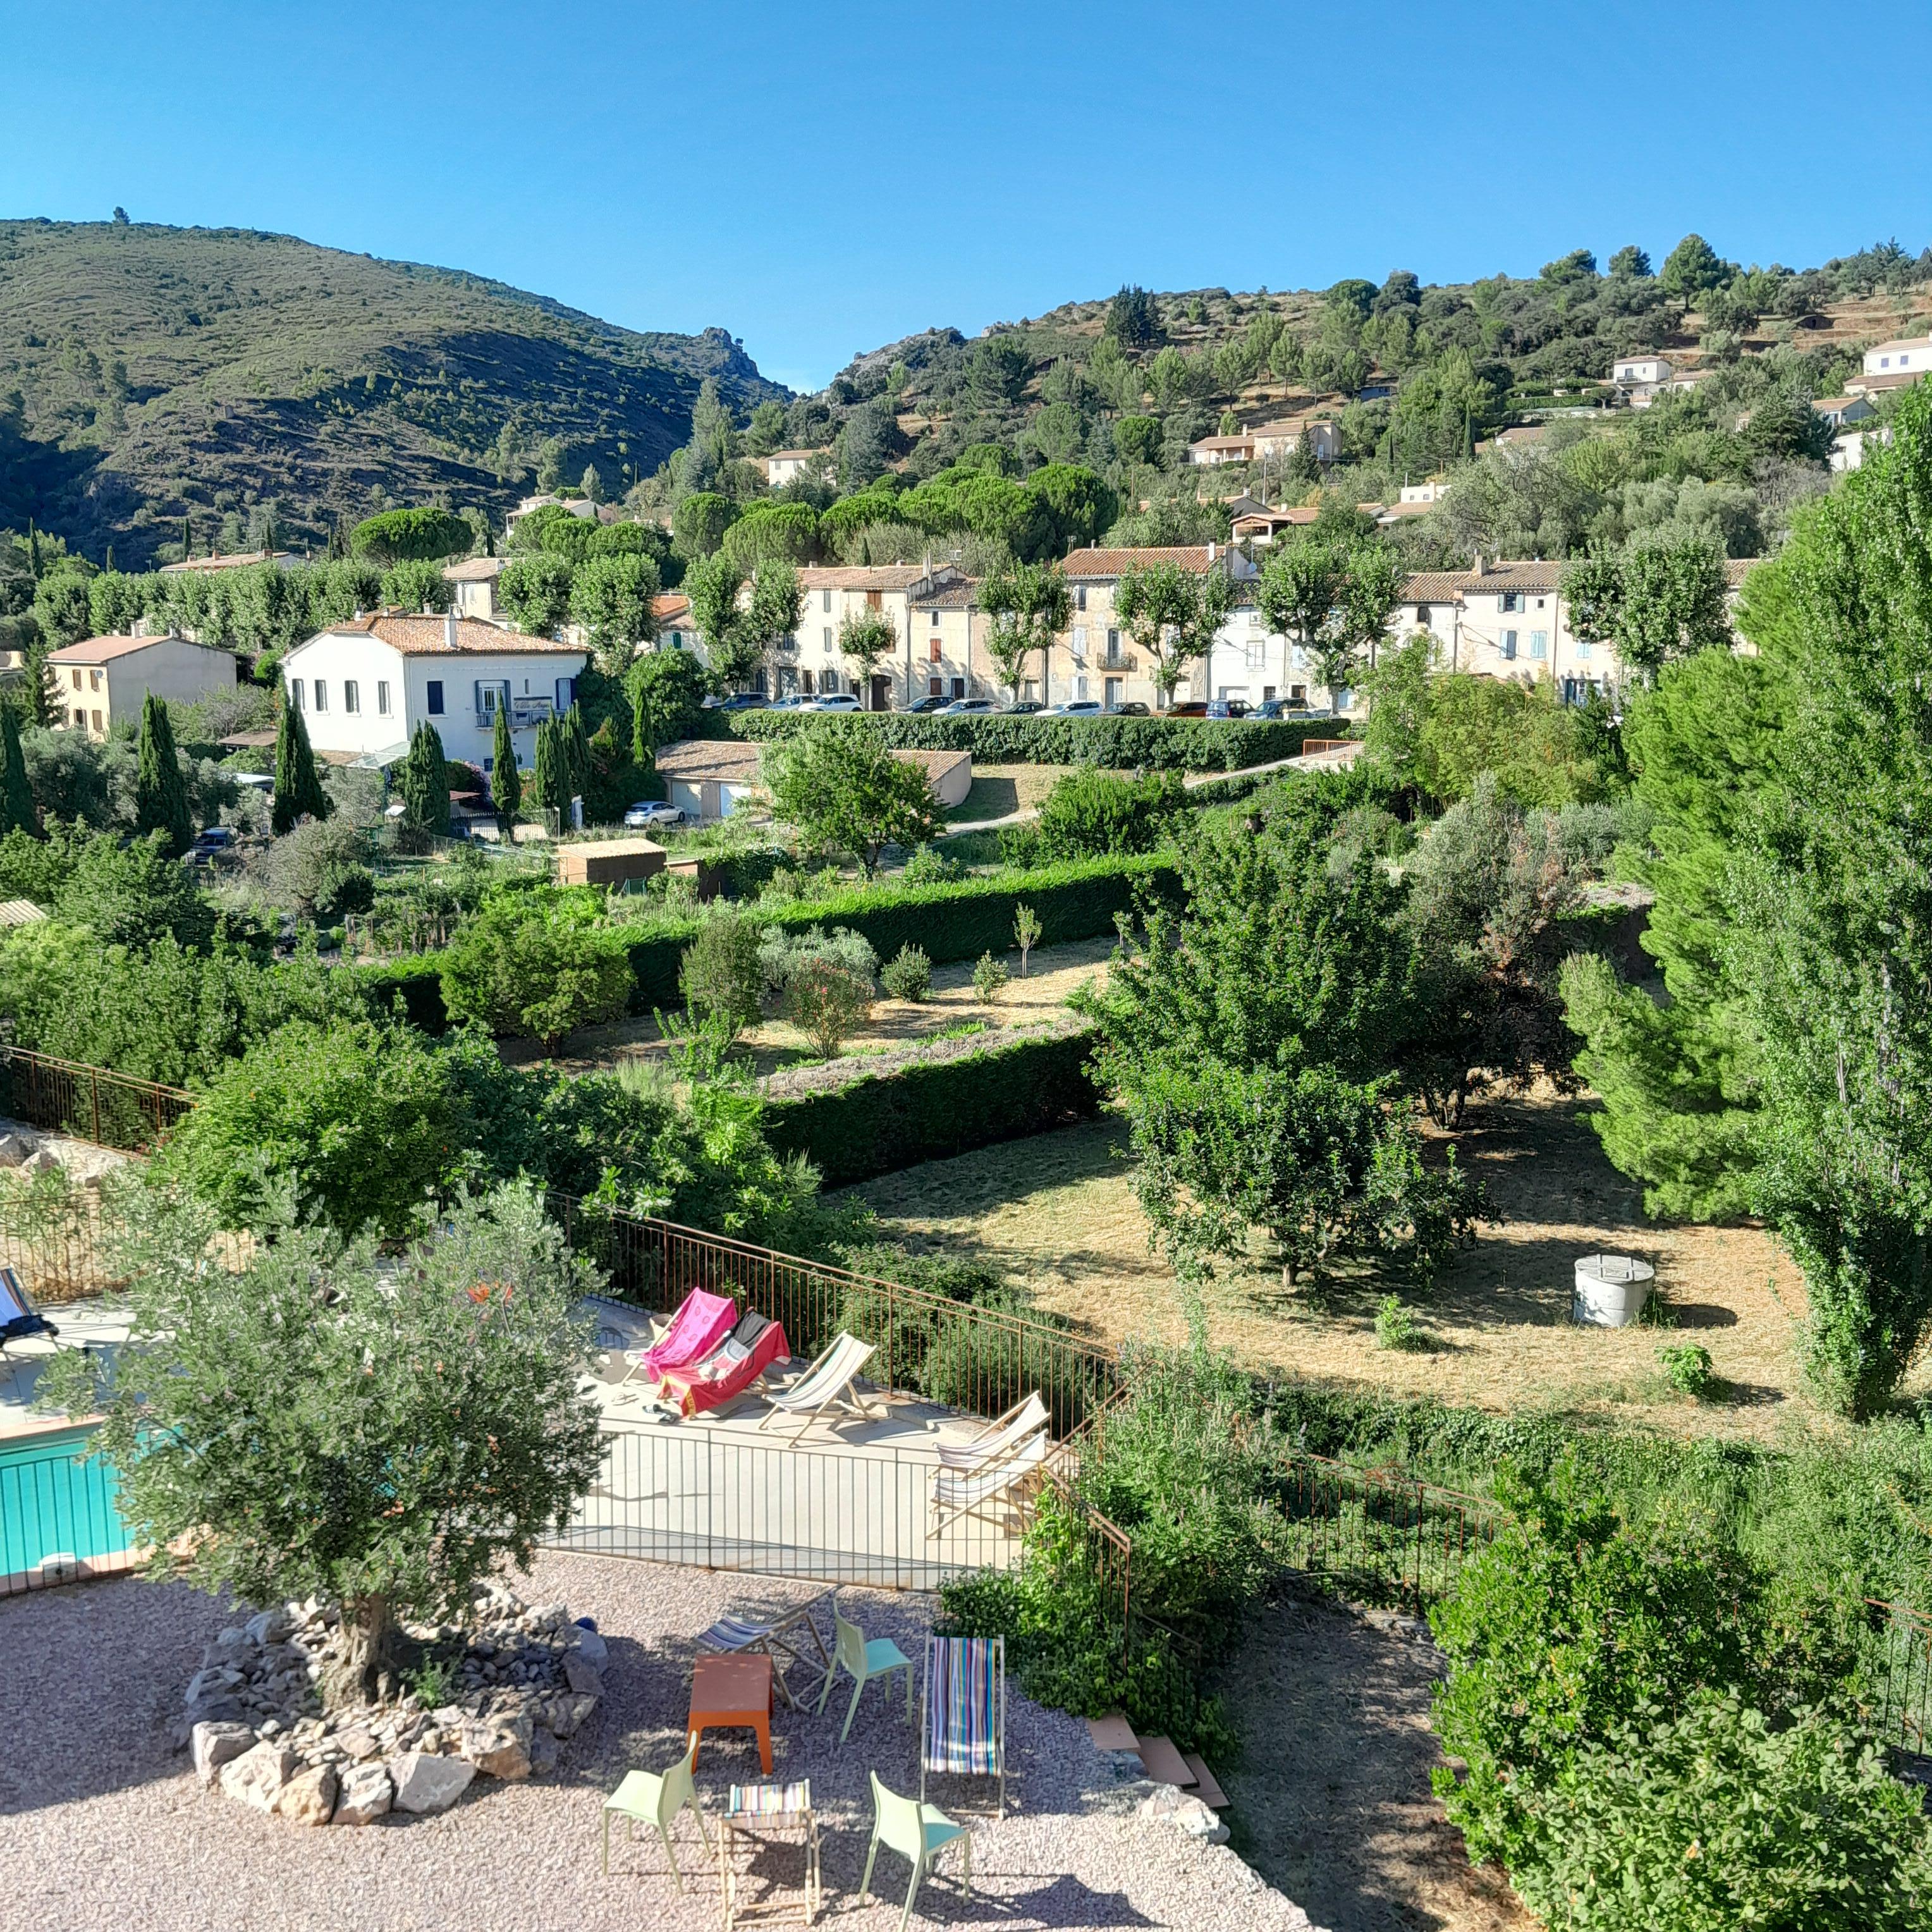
[1573,1253,1654,1328]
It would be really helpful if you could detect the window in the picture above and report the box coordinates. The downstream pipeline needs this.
[71,707,85,728]
[376,680,391,716]
[90,711,102,732]
[801,669,815,694]
[929,609,940,628]
[426,680,444,716]
[821,669,838,694]
[1072,625,1087,652]
[1415,603,1431,624]
[90,669,101,691]
[1075,586,1087,611]
[950,676,965,699]
[822,627,833,652]
[290,678,305,710]
[1075,675,1089,700]
[928,639,941,663]
[1501,592,1522,613]
[70,669,82,689]
[1501,630,1518,660]
[313,680,327,712]
[929,676,943,697]
[1530,630,1548,659]
[1106,628,1122,667]
[1577,638,1593,659]
[1245,639,1265,669]
[821,589,831,613]
[343,680,360,714]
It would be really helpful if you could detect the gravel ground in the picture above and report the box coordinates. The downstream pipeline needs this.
[1,1551,1322,1931]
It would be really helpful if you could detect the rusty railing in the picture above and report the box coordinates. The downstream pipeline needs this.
[0,1047,195,1155]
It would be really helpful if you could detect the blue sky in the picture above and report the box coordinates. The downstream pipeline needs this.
[3,2,1928,393]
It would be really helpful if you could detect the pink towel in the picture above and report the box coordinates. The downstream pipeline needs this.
[641,1289,736,1381]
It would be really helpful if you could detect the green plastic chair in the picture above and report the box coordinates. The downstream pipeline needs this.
[860,1770,972,1932]
[601,1743,712,1891]
[817,1602,914,1743]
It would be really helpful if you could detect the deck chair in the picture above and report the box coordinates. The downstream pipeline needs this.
[860,1771,970,1932]
[928,1431,1049,1538]
[757,1331,884,1442]
[659,1311,790,1419]
[935,1391,1048,1474]
[611,1288,734,1400]
[0,1267,58,1354]
[922,1635,1006,1818]
[696,1587,836,1709]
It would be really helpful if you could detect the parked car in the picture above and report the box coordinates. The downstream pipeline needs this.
[1003,700,1045,715]
[806,693,863,711]
[1166,700,1209,718]
[766,694,815,711]
[623,800,685,829]
[937,697,997,716]
[1111,701,1151,717]
[1206,699,1250,720]
[717,692,767,712]
[185,826,236,866]
[1042,700,1103,718]
[906,695,950,714]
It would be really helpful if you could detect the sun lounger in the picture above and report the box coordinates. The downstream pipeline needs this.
[612,1288,735,1399]
[659,1310,790,1419]
[758,1331,885,1441]
[922,1635,1006,1818]
[934,1391,1048,1474]
[928,1433,1049,1538]
[0,1267,58,1354]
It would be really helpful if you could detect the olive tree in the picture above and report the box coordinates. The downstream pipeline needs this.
[40,1178,606,1706]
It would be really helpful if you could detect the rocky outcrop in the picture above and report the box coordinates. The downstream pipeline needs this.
[183,1580,602,1826]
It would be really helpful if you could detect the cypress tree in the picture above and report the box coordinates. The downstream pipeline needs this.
[272,695,329,835]
[561,706,590,802]
[401,721,451,833]
[491,704,521,817]
[135,692,193,855]
[529,717,561,812]
[28,522,42,581]
[0,704,35,835]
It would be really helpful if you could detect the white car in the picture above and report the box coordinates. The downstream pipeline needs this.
[623,800,685,829]
[767,694,815,711]
[936,697,996,716]
[805,693,863,711]
[1042,700,1103,717]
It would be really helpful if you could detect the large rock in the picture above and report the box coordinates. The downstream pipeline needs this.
[0,1134,32,1168]
[274,1763,339,1826]
[334,1727,380,1763]
[185,1666,244,1706]
[389,1751,475,1816]
[528,1728,559,1778]
[184,1693,248,1729]
[539,1692,599,1740]
[245,1606,295,1646]
[459,1713,532,1781]
[191,1721,257,1784]
[570,1627,609,1671]
[563,1653,602,1698]
[333,1763,393,1826]
[220,1741,297,1813]
[1138,1785,1230,1847]
[21,1149,59,1176]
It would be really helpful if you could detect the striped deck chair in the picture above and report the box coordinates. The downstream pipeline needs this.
[920,1635,1006,1818]
[935,1391,1048,1474]
[927,1431,1049,1539]
[758,1331,885,1443]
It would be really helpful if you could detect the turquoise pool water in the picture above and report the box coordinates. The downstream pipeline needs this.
[0,1426,131,1579]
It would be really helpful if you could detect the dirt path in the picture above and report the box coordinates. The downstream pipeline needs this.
[1222,1598,1531,1932]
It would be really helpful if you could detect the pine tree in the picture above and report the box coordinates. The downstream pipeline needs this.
[529,717,561,812]
[400,721,450,833]
[0,704,35,835]
[491,704,521,817]
[135,692,193,855]
[272,696,329,835]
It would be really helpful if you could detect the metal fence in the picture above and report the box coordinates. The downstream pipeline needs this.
[548,1196,1123,1442]
[0,1048,195,1155]
[547,1422,1029,1592]
[1862,1599,1932,1761]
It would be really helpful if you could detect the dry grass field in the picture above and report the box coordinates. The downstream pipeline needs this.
[849,1085,1929,1444]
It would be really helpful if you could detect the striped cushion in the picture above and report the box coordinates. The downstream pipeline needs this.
[924,1637,1001,1775]
[699,1616,771,1651]
[728,1780,811,1818]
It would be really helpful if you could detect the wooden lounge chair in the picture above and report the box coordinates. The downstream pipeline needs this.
[934,1391,1048,1473]
[757,1331,885,1442]
[928,1432,1049,1538]
[611,1288,734,1402]
[921,1635,1006,1818]
[696,1588,836,1708]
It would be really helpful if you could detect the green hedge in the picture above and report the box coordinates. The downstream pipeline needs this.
[703,709,1344,772]
[354,855,1172,1036]
[766,1028,1102,1187]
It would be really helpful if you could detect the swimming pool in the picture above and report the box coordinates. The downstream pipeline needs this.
[0,1425,132,1587]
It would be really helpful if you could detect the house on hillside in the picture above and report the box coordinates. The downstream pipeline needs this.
[49,633,238,738]
[1611,355,1675,407]
[443,555,509,624]
[277,612,587,786]
[1230,504,1318,545]
[1250,417,1340,463]
[503,494,604,541]
[1187,431,1257,466]
[159,550,297,575]
[651,594,697,651]
[1848,336,1932,395]
[762,449,824,486]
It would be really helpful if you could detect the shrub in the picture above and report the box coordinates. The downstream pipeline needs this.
[972,952,1008,1000]
[158,1018,469,1238]
[1032,767,1187,859]
[711,709,1340,772]
[439,890,632,1048]
[678,914,764,1038]
[764,1028,1100,1187]
[1374,1294,1422,1351]
[1513,1694,1932,1932]
[900,842,963,885]
[54,828,216,950]
[880,943,932,1001]
[1658,1340,1715,1398]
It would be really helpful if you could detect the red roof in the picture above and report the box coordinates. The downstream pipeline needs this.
[315,614,585,657]
[1061,546,1220,578]
[47,633,220,665]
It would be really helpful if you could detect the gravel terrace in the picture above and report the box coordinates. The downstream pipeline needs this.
[1,1551,1323,1932]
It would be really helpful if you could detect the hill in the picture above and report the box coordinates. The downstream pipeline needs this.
[0,219,788,566]
[792,238,1932,555]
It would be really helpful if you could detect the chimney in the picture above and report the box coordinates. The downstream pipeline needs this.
[444,611,460,650]
[1206,541,1218,563]
[1471,553,1486,577]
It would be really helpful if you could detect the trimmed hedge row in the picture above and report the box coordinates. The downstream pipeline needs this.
[765,1028,1102,1187]
[702,709,1344,772]
[353,854,1173,1036]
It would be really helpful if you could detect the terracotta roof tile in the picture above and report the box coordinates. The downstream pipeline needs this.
[441,556,506,582]
[317,614,585,657]
[48,633,228,665]
[1061,546,1219,578]
[795,565,958,592]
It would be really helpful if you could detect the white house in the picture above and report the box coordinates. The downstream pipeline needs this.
[441,556,509,624]
[49,633,238,739]
[159,550,297,577]
[1057,544,1259,711]
[785,564,966,709]
[762,449,823,486]
[1850,336,1932,394]
[278,612,587,783]
[1251,417,1340,463]
[1611,355,1674,407]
